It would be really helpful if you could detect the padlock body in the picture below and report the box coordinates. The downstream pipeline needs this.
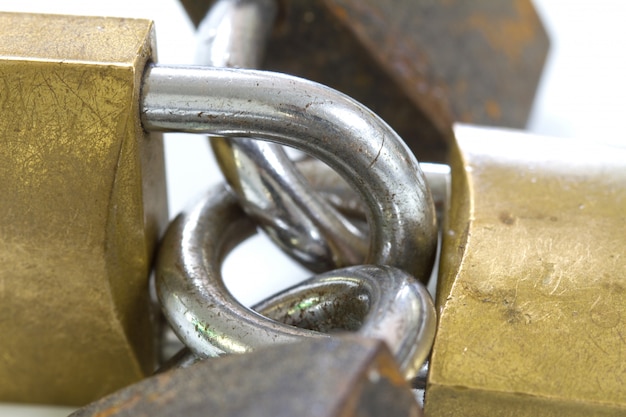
[71,335,421,417]
[0,13,168,405]
[181,0,549,162]
[426,125,626,416]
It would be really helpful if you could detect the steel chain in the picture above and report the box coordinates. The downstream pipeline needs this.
[150,0,440,385]
[197,0,369,272]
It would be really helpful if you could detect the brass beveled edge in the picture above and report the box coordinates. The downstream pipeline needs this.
[434,132,475,316]
[0,56,141,67]
[0,12,156,68]
[425,381,626,411]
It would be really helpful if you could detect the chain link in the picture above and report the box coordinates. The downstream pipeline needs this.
[197,0,369,271]
[149,0,440,383]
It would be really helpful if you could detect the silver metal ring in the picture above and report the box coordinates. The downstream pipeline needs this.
[254,264,436,379]
[211,138,369,272]
[294,156,450,222]
[195,0,369,272]
[142,64,437,280]
[156,184,436,379]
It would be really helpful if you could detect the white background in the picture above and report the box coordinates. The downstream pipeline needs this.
[0,0,624,415]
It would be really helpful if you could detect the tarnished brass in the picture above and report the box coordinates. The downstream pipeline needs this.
[426,125,626,416]
[0,13,168,405]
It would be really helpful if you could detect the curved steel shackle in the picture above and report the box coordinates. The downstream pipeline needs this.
[196,0,368,272]
[141,64,437,280]
[254,265,436,379]
[156,185,436,379]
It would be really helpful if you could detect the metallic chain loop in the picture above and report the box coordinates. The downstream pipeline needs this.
[156,184,436,380]
[196,0,368,272]
[254,265,436,379]
[142,64,437,280]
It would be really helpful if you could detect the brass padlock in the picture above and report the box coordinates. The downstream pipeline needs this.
[0,13,168,405]
[426,125,626,416]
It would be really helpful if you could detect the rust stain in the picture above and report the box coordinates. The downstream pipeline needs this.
[147,373,176,405]
[373,354,411,386]
[485,99,502,120]
[465,0,537,63]
[94,394,141,417]
[455,79,468,95]
[329,0,452,127]
[331,4,349,21]
[460,111,473,122]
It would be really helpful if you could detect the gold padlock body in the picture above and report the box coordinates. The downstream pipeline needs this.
[426,125,625,416]
[0,13,168,405]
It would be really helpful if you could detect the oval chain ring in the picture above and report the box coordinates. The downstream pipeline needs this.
[143,64,437,279]
[157,184,436,380]
[196,0,393,272]
[146,64,440,378]
[148,0,439,381]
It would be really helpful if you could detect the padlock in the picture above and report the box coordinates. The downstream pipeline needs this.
[154,4,622,415]
[0,13,168,405]
[1,8,436,405]
[181,0,550,161]
[70,335,423,417]
[425,125,626,416]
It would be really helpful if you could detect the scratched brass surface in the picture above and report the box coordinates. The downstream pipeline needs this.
[0,13,168,405]
[425,125,626,416]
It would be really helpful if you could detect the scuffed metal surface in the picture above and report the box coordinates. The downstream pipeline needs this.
[182,0,549,161]
[71,336,422,417]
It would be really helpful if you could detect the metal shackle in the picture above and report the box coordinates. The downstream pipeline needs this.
[197,0,369,272]
[156,185,436,380]
[142,64,437,280]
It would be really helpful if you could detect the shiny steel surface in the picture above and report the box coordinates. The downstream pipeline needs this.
[194,0,275,69]
[180,0,550,162]
[198,0,368,272]
[142,64,438,280]
[295,157,450,223]
[212,138,369,271]
[156,184,436,379]
[255,265,436,379]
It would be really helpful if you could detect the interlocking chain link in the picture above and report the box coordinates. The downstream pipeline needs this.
[157,183,436,380]
[142,65,437,278]
[197,0,368,272]
[147,0,440,382]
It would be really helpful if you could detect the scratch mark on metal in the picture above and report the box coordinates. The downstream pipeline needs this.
[549,270,564,295]
[369,134,385,168]
[588,335,609,356]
